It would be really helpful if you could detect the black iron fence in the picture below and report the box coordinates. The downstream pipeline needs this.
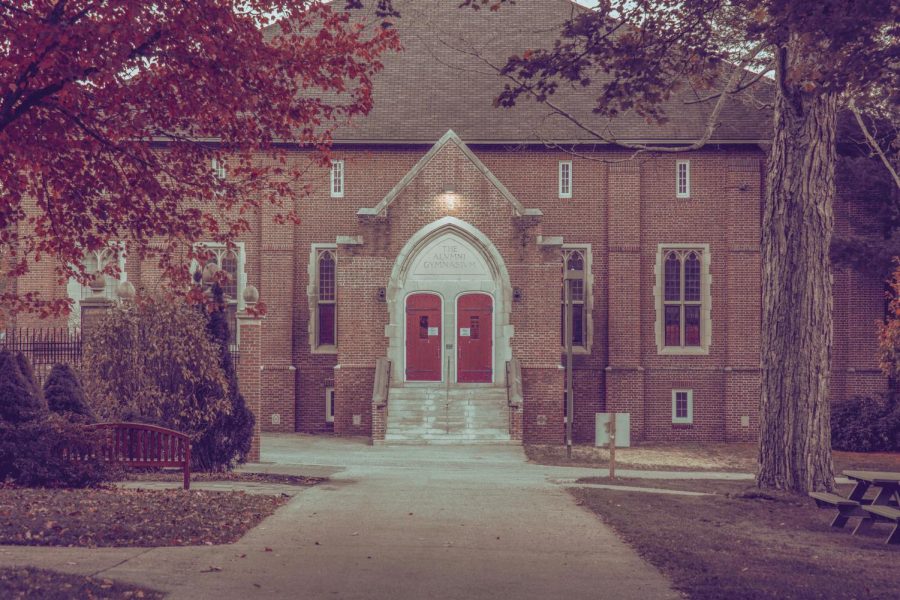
[0,327,82,385]
[0,327,239,385]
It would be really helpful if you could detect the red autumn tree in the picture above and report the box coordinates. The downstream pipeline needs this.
[879,262,900,384]
[0,0,399,317]
[461,0,898,493]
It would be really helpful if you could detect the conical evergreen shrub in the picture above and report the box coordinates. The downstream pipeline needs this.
[44,363,95,422]
[191,284,255,471]
[0,350,47,424]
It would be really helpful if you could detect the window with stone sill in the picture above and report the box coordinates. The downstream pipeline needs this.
[560,246,592,352]
[66,244,127,330]
[316,248,337,349]
[655,244,711,355]
[558,160,572,199]
[193,242,246,348]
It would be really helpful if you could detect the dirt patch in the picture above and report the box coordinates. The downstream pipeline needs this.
[0,486,289,547]
[124,471,324,487]
[571,482,900,599]
[528,443,900,474]
[0,567,163,599]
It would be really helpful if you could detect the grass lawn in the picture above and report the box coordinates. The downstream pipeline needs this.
[0,567,163,599]
[572,480,900,600]
[0,486,289,547]
[527,443,900,474]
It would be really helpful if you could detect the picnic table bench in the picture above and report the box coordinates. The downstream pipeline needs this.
[809,470,900,545]
[68,422,192,490]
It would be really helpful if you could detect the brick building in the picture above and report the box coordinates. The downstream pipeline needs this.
[9,0,888,446]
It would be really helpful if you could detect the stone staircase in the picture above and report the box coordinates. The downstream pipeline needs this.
[384,387,512,443]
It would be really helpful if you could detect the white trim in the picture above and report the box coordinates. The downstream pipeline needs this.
[559,160,572,199]
[330,159,344,198]
[67,242,127,329]
[654,243,712,355]
[676,159,691,198]
[212,157,226,180]
[403,291,445,383]
[672,389,694,424]
[325,386,335,423]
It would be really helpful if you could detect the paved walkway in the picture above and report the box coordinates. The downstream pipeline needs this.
[0,435,707,599]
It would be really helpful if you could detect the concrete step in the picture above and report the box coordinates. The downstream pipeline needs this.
[385,385,510,443]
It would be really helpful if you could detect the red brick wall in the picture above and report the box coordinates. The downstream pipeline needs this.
[9,138,889,446]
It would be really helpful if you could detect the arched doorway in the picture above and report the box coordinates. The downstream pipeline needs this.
[386,217,512,387]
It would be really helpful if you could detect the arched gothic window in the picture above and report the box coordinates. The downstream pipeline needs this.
[561,248,588,348]
[662,249,704,348]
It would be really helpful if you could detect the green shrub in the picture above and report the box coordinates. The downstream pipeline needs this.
[191,284,255,471]
[44,364,95,422]
[0,350,47,425]
[831,394,900,452]
[82,296,229,436]
[0,415,113,488]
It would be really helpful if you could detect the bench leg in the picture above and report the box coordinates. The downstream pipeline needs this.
[887,522,900,545]
[853,516,875,536]
[183,464,190,490]
[830,510,851,529]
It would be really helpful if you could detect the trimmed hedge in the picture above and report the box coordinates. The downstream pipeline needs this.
[831,394,900,452]
[44,364,95,422]
[0,350,47,425]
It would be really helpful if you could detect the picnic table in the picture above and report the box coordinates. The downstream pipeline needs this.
[810,470,900,545]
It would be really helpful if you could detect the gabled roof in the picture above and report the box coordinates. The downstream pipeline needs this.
[357,130,541,217]
[284,0,772,145]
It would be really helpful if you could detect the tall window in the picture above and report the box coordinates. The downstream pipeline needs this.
[317,249,337,347]
[663,249,703,348]
[676,159,690,198]
[330,160,344,198]
[561,248,587,348]
[211,157,226,180]
[195,243,245,347]
[559,160,572,199]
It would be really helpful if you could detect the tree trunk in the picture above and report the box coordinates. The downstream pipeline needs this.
[758,41,837,494]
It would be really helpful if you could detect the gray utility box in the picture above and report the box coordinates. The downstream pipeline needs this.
[595,413,631,448]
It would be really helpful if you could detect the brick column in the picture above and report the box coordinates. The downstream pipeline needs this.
[605,161,645,441]
[79,295,115,336]
[237,312,263,462]
[724,157,762,442]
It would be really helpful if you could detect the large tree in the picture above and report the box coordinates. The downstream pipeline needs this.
[464,0,898,493]
[0,0,398,317]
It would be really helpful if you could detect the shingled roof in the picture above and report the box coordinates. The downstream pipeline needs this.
[296,0,773,145]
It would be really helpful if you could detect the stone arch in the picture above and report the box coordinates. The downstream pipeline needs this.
[385,217,513,386]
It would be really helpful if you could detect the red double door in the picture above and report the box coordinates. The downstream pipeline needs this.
[405,292,493,383]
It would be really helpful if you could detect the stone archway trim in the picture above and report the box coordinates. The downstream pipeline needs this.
[357,129,542,218]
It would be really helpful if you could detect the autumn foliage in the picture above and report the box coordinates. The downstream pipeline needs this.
[0,1,399,316]
[878,262,900,382]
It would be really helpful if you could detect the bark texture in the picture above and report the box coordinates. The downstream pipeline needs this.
[758,41,837,494]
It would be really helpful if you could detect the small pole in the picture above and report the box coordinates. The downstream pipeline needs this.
[608,413,616,480]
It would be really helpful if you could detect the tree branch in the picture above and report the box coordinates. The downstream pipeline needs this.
[849,98,900,191]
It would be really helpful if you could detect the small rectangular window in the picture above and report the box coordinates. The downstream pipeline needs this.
[212,157,226,180]
[325,387,335,423]
[672,389,693,424]
[331,160,344,198]
[559,160,572,199]
[676,160,690,198]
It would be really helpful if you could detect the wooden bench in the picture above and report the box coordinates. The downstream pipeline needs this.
[809,491,863,528]
[856,505,900,545]
[68,422,191,490]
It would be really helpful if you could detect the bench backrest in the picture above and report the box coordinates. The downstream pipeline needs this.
[89,422,191,467]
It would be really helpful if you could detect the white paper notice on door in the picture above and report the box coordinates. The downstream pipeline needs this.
[428,327,439,336]
[459,328,471,337]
